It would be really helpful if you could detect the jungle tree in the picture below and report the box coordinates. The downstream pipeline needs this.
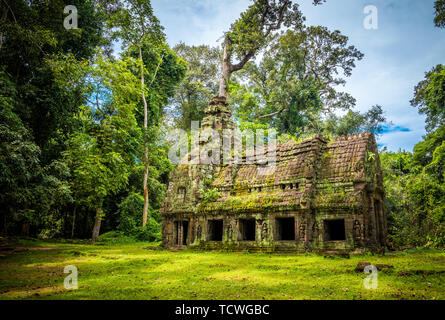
[102,0,165,227]
[59,53,143,241]
[170,43,221,130]
[229,25,364,136]
[218,0,304,98]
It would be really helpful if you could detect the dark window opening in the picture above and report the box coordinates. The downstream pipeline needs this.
[280,184,286,190]
[325,219,346,241]
[295,183,299,189]
[258,187,262,192]
[276,217,295,240]
[208,220,223,241]
[240,219,256,241]
[289,184,293,189]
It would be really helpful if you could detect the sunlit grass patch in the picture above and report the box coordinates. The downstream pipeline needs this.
[0,240,444,300]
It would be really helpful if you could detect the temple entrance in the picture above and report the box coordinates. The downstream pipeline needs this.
[324,219,346,241]
[174,220,189,245]
[239,219,256,241]
[208,220,223,241]
[182,221,189,245]
[276,217,295,240]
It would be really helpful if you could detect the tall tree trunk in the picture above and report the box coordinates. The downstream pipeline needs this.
[0,7,8,51]
[21,223,29,236]
[219,36,231,98]
[139,45,150,227]
[71,205,77,239]
[143,149,149,226]
[1,211,7,237]
[92,207,102,242]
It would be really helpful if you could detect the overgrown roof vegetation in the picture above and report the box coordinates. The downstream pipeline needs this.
[162,131,379,216]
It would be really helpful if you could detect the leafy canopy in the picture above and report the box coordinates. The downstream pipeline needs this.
[411,64,445,132]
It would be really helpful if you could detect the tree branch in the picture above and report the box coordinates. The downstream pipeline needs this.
[258,107,287,119]
[229,0,290,74]
[229,51,255,73]
[85,95,107,118]
[264,0,290,36]
[147,54,164,89]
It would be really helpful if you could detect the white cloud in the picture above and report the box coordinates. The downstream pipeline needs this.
[378,128,426,152]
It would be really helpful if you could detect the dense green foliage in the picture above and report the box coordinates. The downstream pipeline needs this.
[235,26,363,121]
[381,58,445,248]
[0,0,183,241]
[435,0,445,28]
[411,64,445,132]
[381,150,445,248]
[0,0,105,238]
[116,193,161,241]
[169,43,220,130]
[1,240,444,300]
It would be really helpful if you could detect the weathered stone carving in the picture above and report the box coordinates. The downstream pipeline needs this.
[226,223,233,241]
[261,221,268,241]
[353,219,364,246]
[196,225,202,241]
[299,223,306,241]
[312,222,319,240]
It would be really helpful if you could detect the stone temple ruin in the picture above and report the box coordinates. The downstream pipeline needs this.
[160,96,386,252]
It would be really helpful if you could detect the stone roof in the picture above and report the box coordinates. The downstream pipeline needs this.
[161,131,383,216]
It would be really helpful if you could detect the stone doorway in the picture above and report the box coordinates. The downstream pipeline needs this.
[324,219,346,241]
[276,217,295,240]
[208,220,223,241]
[239,219,256,241]
[174,220,189,245]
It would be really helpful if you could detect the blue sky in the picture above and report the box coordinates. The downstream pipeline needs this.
[151,0,445,151]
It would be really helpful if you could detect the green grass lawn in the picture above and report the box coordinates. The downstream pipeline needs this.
[0,239,444,300]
